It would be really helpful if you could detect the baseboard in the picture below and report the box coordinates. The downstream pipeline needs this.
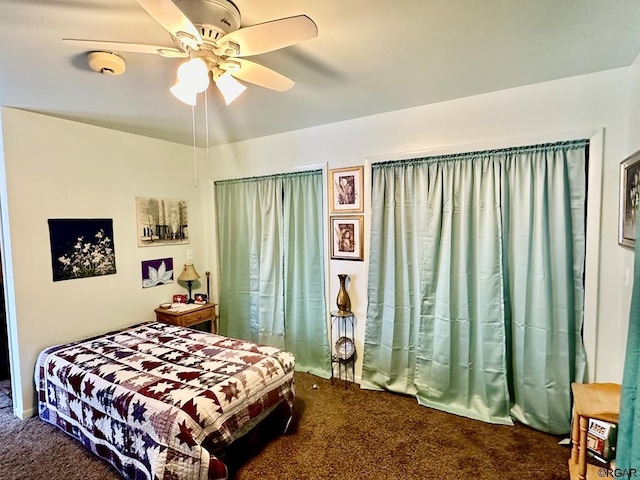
[18,406,35,420]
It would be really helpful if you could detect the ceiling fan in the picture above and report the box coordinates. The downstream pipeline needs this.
[63,0,318,105]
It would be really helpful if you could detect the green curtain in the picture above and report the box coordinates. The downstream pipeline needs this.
[617,218,640,471]
[216,175,284,346]
[282,174,330,377]
[501,145,587,433]
[362,141,588,434]
[215,170,330,377]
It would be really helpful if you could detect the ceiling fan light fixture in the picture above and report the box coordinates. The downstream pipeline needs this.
[69,2,316,111]
[170,80,197,106]
[215,72,247,105]
[176,57,210,93]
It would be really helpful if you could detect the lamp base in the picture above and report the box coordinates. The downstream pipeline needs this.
[186,281,195,304]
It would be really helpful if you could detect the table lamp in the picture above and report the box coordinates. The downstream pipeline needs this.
[177,263,200,304]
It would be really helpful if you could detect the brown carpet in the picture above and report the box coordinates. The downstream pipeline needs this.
[0,379,10,398]
[0,372,570,480]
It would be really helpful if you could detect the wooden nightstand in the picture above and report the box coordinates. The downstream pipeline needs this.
[154,303,217,334]
[568,382,620,480]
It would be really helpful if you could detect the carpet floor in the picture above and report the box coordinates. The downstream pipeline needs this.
[0,372,570,479]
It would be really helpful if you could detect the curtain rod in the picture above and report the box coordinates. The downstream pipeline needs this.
[214,168,322,186]
[372,139,589,170]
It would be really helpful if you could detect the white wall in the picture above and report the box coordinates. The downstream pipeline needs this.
[204,67,633,386]
[0,108,208,418]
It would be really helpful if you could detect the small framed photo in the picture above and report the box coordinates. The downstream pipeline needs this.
[619,149,640,248]
[194,293,208,304]
[173,294,187,304]
[331,216,364,261]
[329,166,364,213]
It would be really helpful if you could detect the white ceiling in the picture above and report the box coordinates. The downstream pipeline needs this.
[2,0,640,147]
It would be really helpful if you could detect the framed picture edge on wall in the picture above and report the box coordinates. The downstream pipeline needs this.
[330,215,364,261]
[136,196,190,247]
[329,166,364,213]
[48,218,117,282]
[619,149,640,249]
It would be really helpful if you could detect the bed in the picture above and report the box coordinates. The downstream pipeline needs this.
[35,321,295,480]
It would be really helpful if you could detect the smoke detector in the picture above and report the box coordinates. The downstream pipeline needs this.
[87,51,125,76]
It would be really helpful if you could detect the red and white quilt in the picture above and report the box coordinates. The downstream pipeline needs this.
[35,322,295,480]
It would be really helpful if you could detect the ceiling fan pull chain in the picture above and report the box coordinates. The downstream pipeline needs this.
[192,104,198,188]
[204,89,210,160]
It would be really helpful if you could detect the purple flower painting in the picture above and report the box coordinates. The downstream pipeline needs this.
[141,258,173,288]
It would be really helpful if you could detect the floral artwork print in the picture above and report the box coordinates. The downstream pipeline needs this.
[48,219,116,282]
[142,258,173,288]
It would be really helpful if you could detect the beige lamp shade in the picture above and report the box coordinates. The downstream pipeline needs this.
[178,263,200,282]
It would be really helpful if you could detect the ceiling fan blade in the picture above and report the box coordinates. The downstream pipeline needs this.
[135,0,203,48]
[63,39,188,58]
[219,15,317,57]
[227,59,295,92]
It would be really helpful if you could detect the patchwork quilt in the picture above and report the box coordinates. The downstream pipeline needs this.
[35,322,295,480]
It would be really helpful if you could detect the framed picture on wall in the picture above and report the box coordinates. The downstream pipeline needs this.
[136,197,189,247]
[141,257,174,288]
[331,216,364,261]
[619,149,640,248]
[329,166,364,213]
[48,218,117,282]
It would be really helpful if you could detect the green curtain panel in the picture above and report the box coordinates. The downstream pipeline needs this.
[415,157,512,425]
[282,174,331,377]
[617,218,640,471]
[501,145,587,433]
[362,140,588,434]
[216,175,285,346]
[215,170,330,377]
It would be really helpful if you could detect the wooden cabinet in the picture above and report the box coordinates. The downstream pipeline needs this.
[154,303,217,334]
[568,382,621,480]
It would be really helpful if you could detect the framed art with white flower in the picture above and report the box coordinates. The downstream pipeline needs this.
[48,218,116,282]
[136,197,189,247]
[141,257,174,288]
